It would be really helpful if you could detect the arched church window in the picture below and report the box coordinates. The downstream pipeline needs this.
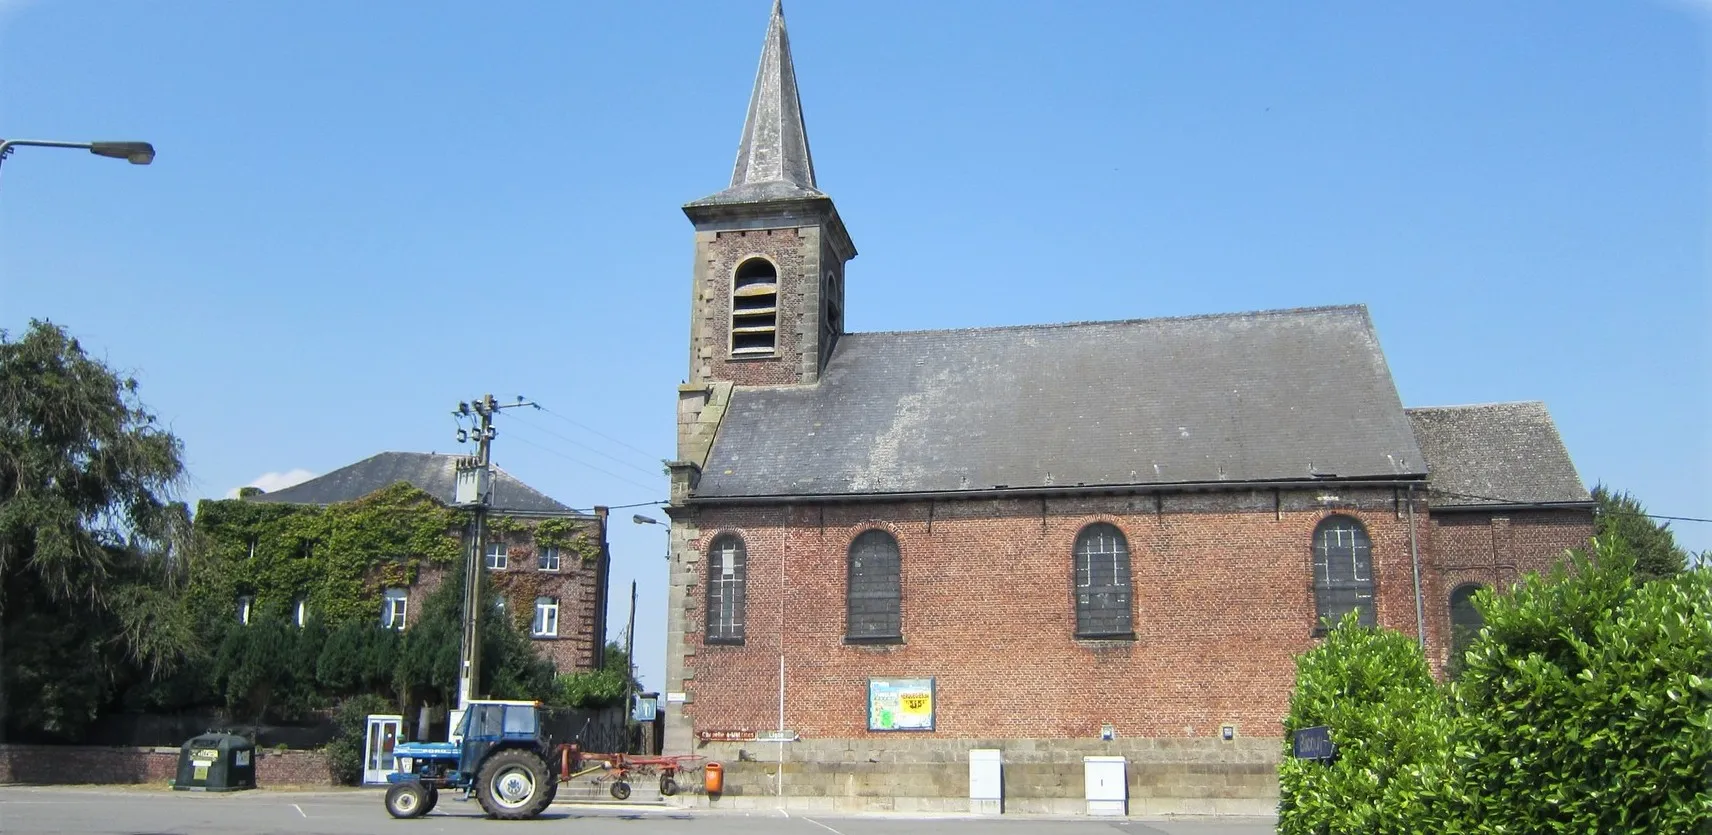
[1073,523,1134,638]
[846,529,902,643]
[1312,515,1375,632]
[731,258,778,355]
[705,534,747,644]
[1449,583,1485,660]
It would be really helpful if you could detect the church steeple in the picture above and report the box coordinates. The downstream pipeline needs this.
[681,1,855,390]
[690,0,826,206]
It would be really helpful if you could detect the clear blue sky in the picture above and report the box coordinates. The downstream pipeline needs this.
[3,1,1707,692]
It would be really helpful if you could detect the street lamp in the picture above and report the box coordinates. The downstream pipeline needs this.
[633,514,660,526]
[0,138,156,171]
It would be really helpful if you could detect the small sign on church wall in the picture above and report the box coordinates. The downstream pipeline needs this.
[868,677,935,731]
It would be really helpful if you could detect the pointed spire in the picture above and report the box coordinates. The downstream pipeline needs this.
[731,0,815,191]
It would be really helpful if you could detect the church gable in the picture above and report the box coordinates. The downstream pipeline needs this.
[695,304,1426,499]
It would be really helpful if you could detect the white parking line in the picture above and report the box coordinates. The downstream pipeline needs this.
[802,817,844,835]
[293,803,307,818]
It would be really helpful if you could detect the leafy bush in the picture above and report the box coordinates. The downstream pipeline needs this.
[1278,537,1712,834]
[550,641,637,709]
[323,693,394,786]
[1451,541,1712,833]
[1277,612,1455,834]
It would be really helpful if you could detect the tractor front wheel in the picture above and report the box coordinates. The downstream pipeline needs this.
[422,786,439,815]
[476,749,553,820]
[385,782,430,819]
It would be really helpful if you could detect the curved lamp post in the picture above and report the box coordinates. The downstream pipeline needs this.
[0,138,156,172]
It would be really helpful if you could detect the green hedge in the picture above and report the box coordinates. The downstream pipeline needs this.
[1279,538,1712,834]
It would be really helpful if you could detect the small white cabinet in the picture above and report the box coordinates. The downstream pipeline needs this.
[968,748,1002,814]
[1083,755,1127,816]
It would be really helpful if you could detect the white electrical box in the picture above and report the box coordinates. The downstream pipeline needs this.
[454,466,488,506]
[1083,755,1127,816]
[968,748,1002,815]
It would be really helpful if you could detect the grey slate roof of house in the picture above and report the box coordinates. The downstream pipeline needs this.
[695,304,1429,500]
[250,451,581,515]
[1405,403,1591,509]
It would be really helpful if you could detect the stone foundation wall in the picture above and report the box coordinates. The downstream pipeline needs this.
[0,745,332,786]
[676,737,1281,815]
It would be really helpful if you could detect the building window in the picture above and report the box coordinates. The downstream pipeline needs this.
[731,257,778,355]
[485,541,508,571]
[846,529,902,643]
[236,595,253,625]
[1449,584,1486,659]
[705,534,747,644]
[293,598,307,627]
[532,597,559,638]
[1073,523,1134,639]
[538,546,560,572]
[1312,515,1375,631]
[382,588,408,630]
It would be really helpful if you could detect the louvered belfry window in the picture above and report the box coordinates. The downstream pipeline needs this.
[705,534,746,644]
[846,529,902,642]
[1313,515,1375,631]
[731,258,778,355]
[1074,523,1134,638]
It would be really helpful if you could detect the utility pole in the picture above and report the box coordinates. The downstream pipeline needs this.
[623,580,638,752]
[451,394,536,716]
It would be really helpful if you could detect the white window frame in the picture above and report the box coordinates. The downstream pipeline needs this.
[382,588,408,630]
[237,595,253,625]
[532,597,559,638]
[485,541,509,571]
[537,545,560,572]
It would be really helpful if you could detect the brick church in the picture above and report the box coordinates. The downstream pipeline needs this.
[661,0,1593,782]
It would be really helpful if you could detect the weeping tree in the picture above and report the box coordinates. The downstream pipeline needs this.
[0,320,200,741]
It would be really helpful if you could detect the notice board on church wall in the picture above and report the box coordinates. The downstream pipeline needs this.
[867,677,935,731]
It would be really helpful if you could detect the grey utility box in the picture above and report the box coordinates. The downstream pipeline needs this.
[968,748,1003,814]
[174,733,256,792]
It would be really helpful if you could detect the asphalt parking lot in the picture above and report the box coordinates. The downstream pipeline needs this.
[0,786,1276,835]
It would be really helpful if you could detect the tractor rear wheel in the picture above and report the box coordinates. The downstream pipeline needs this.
[476,749,553,820]
[385,782,430,819]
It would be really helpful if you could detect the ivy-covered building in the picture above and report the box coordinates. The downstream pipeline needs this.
[195,451,612,676]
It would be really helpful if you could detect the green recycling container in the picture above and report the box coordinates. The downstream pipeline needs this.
[173,733,256,792]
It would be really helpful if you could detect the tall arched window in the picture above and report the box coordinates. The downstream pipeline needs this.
[846,530,901,643]
[731,258,778,355]
[705,534,747,644]
[1449,583,1485,659]
[1073,523,1134,638]
[1312,515,1374,631]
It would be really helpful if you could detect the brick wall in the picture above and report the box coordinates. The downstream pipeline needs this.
[0,745,331,786]
[1425,507,1594,670]
[673,487,1435,742]
[403,527,606,676]
[690,227,829,387]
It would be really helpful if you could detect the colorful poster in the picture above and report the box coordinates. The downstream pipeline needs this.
[868,677,935,731]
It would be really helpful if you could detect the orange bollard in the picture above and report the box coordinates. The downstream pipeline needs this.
[704,761,724,795]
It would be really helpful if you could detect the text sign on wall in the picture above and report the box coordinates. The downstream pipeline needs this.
[1292,726,1337,762]
[868,677,935,731]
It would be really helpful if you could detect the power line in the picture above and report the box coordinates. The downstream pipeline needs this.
[535,404,664,464]
[508,411,664,479]
[502,429,664,496]
[1431,485,1712,523]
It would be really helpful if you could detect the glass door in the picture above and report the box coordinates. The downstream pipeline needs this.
[363,714,404,785]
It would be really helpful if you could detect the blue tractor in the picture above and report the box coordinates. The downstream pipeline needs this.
[384,700,559,820]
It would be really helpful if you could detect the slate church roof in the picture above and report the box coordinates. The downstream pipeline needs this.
[1406,403,1592,509]
[250,451,581,516]
[696,305,1431,500]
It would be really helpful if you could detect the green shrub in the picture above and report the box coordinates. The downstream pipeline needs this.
[1277,611,1455,834]
[323,693,394,786]
[1451,540,1712,833]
